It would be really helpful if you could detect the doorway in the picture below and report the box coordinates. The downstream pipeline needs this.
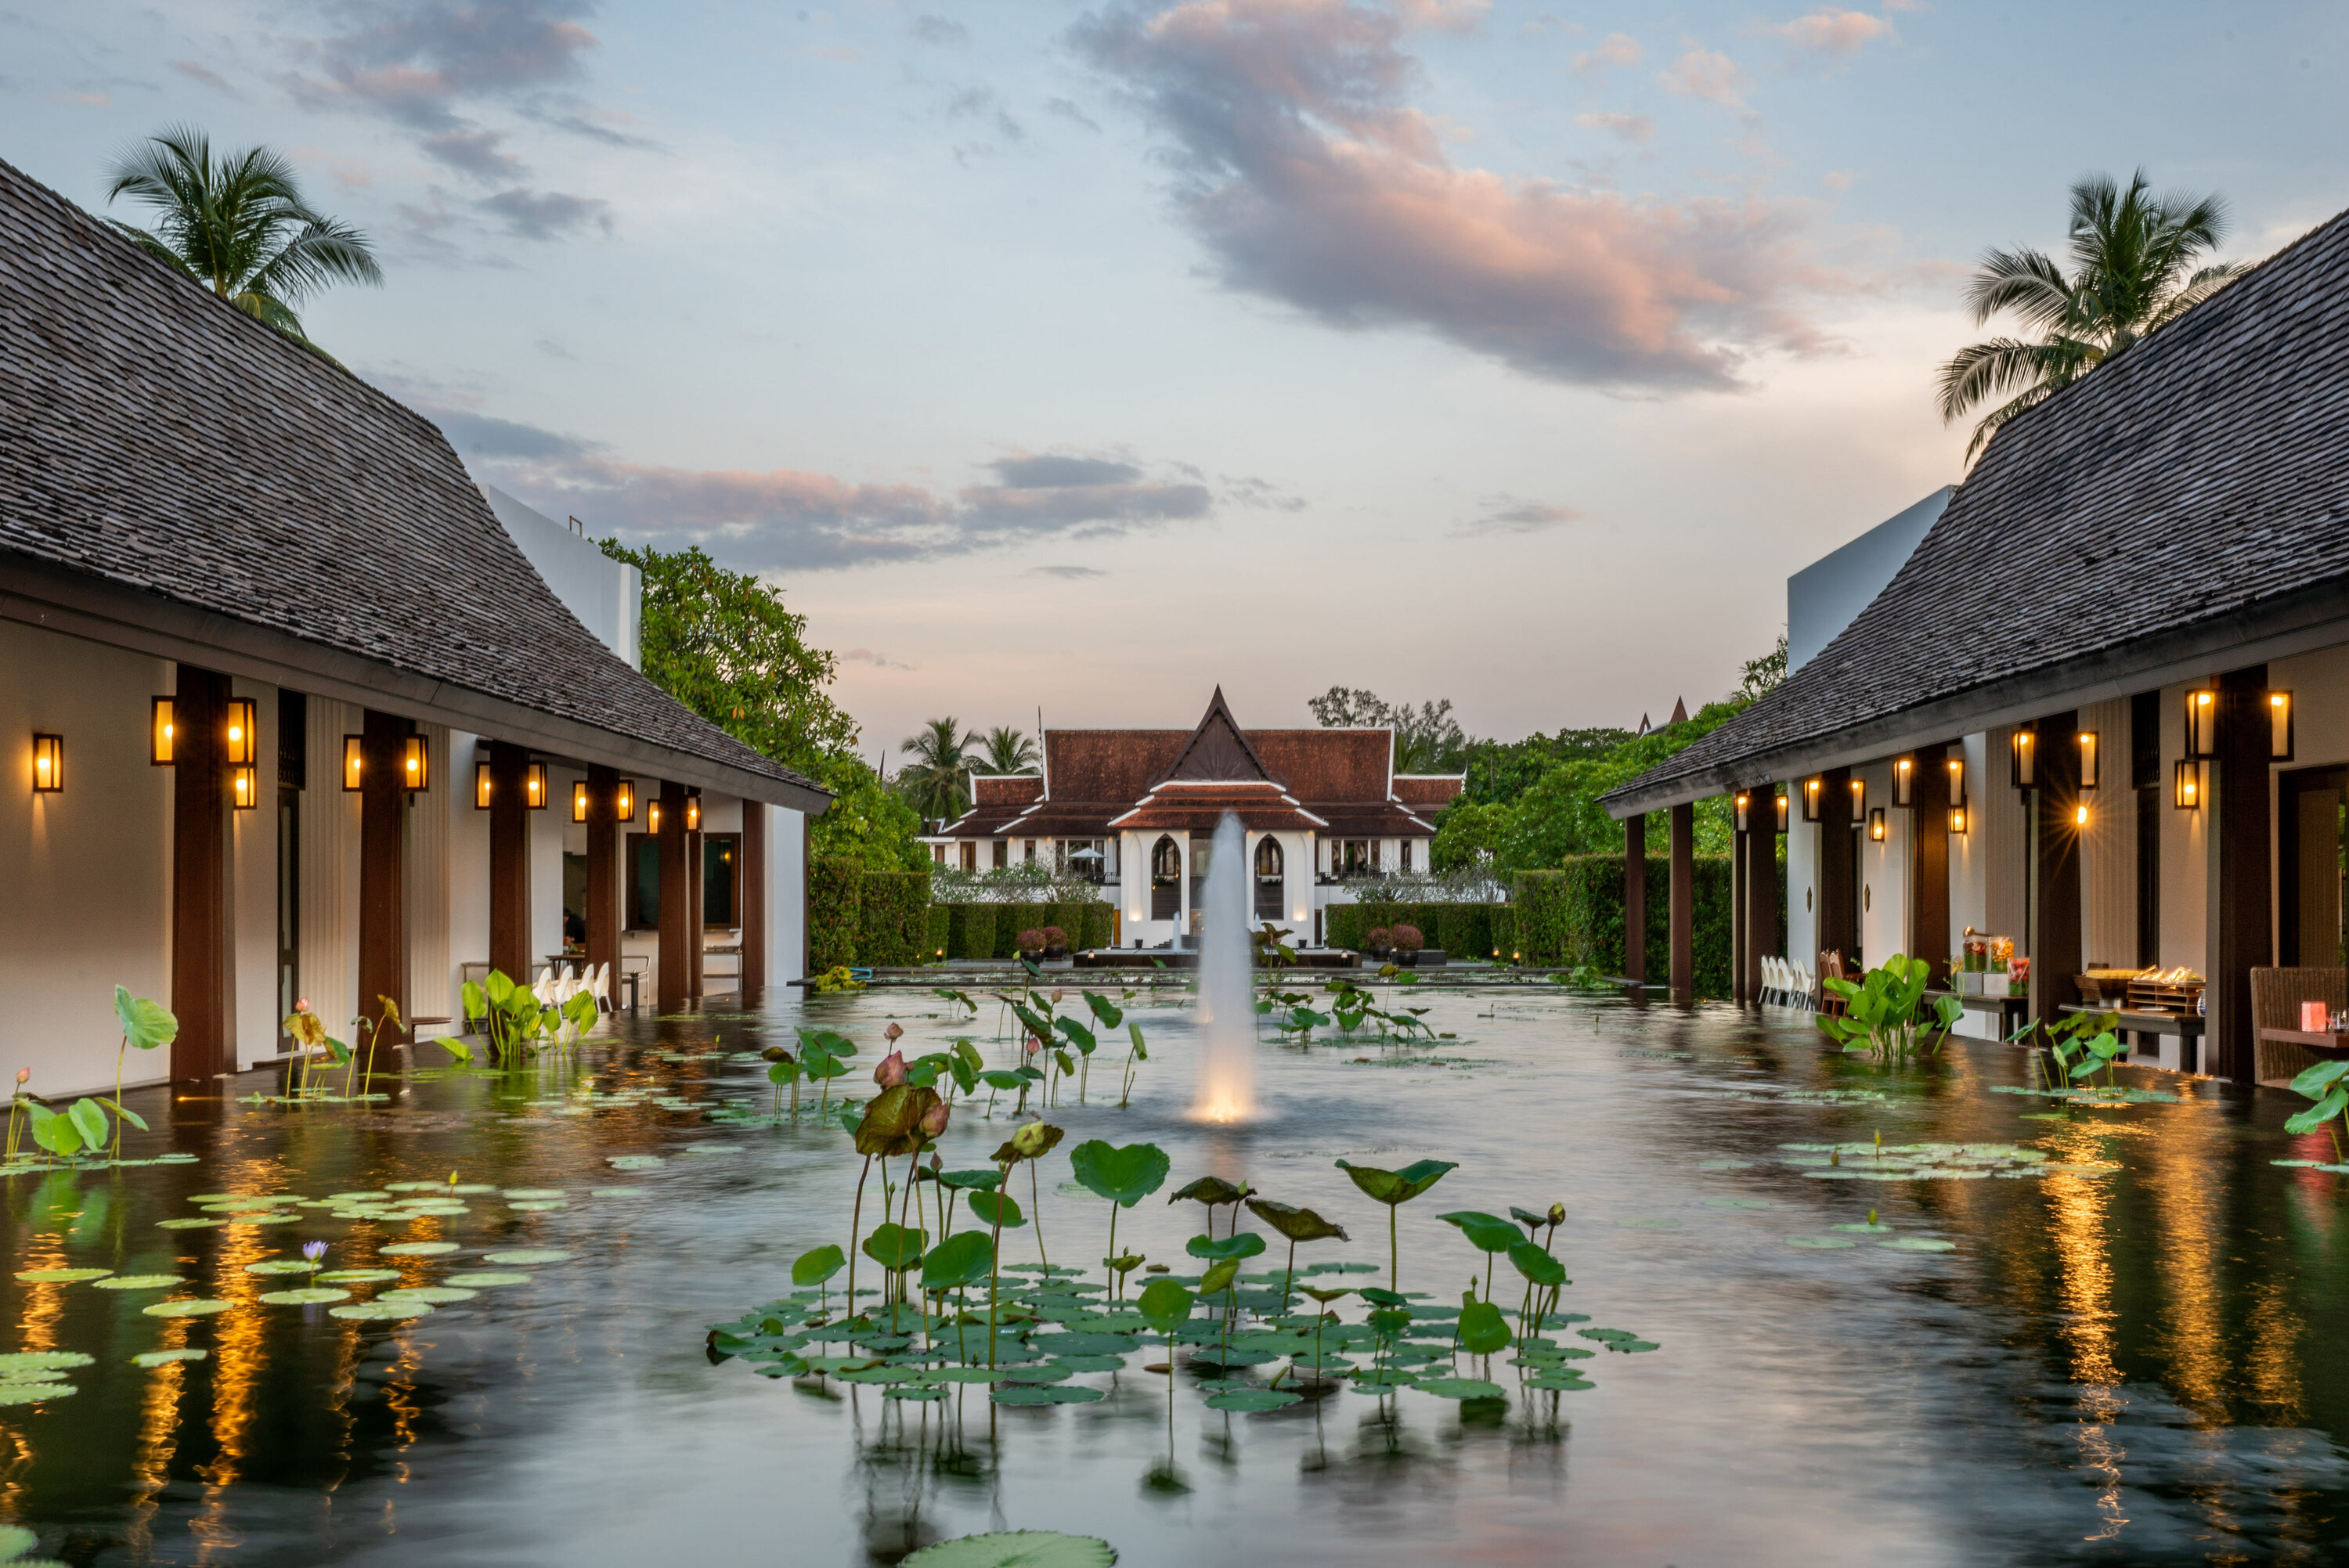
[2280,766,2348,966]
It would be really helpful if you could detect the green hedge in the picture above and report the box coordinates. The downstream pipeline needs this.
[994,902,1051,959]
[1514,855,1731,997]
[1083,901,1114,950]
[947,903,997,961]
[1325,903,1507,957]
[810,856,863,971]
[809,859,936,969]
[926,904,950,959]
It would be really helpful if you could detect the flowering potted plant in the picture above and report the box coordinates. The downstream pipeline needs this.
[1016,927,1047,962]
[1364,926,1392,961]
[1041,925,1070,961]
[1390,923,1425,968]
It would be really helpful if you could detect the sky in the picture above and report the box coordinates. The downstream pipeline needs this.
[5,1,2346,769]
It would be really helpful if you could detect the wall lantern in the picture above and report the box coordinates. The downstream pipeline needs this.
[474,760,494,809]
[343,735,364,791]
[2012,726,2037,789]
[402,735,429,793]
[1773,789,1789,834]
[2174,759,2201,811]
[685,791,702,832]
[1949,804,1968,834]
[1802,777,1824,823]
[525,762,548,809]
[232,765,258,810]
[1849,777,1866,820]
[1893,756,1914,808]
[2074,801,2090,828]
[31,734,63,795]
[648,799,662,833]
[2270,690,2295,762]
[2077,730,2099,790]
[1734,791,1751,832]
[572,780,590,823]
[227,698,258,767]
[616,779,637,821]
[1867,806,1886,842]
[1946,754,1965,806]
[2184,690,2217,759]
[150,697,175,766]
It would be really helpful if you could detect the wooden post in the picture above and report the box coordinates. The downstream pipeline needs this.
[2031,711,2083,1029]
[586,765,619,987]
[2212,667,2271,1083]
[1817,766,1855,969]
[488,741,530,981]
[1748,797,1780,998]
[1911,750,1951,986]
[742,802,767,995]
[1623,813,1647,984]
[657,780,690,1010]
[1669,802,1695,1000]
[358,709,409,1041]
[687,806,705,1000]
[1731,801,1751,1005]
[169,666,234,1081]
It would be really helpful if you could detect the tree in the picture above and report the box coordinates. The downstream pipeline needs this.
[1737,633,1788,701]
[1306,687,1473,773]
[597,538,925,871]
[1936,170,2245,459]
[898,719,973,824]
[978,725,1040,776]
[1461,727,1632,806]
[103,124,381,357]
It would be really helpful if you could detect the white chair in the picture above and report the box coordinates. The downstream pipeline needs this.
[589,963,612,1013]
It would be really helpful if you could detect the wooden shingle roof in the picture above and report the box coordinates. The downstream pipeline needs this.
[1605,202,2349,816]
[0,156,825,809]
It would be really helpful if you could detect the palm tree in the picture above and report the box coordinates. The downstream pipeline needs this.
[899,718,973,824]
[979,725,1040,776]
[103,125,382,358]
[1936,170,2245,460]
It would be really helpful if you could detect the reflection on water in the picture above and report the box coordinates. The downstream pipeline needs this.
[1,991,2347,1564]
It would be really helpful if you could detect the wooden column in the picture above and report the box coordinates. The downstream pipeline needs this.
[2030,712,2083,1029]
[488,741,531,981]
[357,709,409,1040]
[1748,799,1780,998]
[1622,813,1647,984]
[586,765,620,986]
[2212,667,2272,1083]
[1669,802,1695,1000]
[170,666,234,1081]
[742,801,767,995]
[657,780,690,1009]
[1911,750,1951,986]
[687,804,705,1000]
[1816,766,1856,968]
[1731,802,1751,1005]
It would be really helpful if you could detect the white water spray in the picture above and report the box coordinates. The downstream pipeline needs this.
[1191,811,1257,1123]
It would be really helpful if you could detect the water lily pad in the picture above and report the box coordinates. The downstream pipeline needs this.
[681,1144,743,1157]
[449,1184,499,1194]
[244,1260,319,1276]
[1048,1354,1127,1373]
[0,1384,75,1405]
[996,1363,1073,1384]
[143,1299,232,1317]
[1029,1333,1140,1357]
[1831,1222,1896,1235]
[900,1530,1117,1568]
[1526,1372,1596,1391]
[606,1155,666,1170]
[258,1287,351,1305]
[132,1349,208,1368]
[0,1352,92,1372]
[484,1249,572,1265]
[503,1188,565,1199]
[924,1367,1002,1383]
[886,1385,950,1400]
[14,1267,113,1284]
[1877,1237,1958,1252]
[446,1271,533,1286]
[989,1384,1105,1405]
[157,1218,225,1230]
[382,1286,478,1303]
[1415,1377,1506,1400]
[1786,1236,1856,1249]
[1205,1387,1302,1411]
[330,1300,435,1321]
[507,1201,568,1213]
[92,1274,182,1291]
[316,1269,402,1284]
[380,1242,460,1257]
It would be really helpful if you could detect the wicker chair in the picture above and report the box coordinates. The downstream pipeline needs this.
[2250,968,2349,1086]
[1817,950,1849,1017]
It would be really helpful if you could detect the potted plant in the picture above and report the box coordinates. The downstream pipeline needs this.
[1016,927,1047,962]
[1041,925,1070,961]
[1365,925,1391,961]
[1390,923,1425,968]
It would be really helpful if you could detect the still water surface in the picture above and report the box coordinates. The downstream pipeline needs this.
[3,988,2347,1566]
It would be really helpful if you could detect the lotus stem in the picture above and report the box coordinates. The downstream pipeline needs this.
[1283,1238,1296,1316]
[847,1154,873,1328]
[1106,1202,1118,1303]
[1030,1162,1048,1269]
[987,1183,1005,1371]
[111,1038,126,1158]
[1389,1205,1399,1293]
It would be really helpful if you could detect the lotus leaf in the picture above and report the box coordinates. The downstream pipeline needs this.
[1526,1372,1595,1391]
[1185,1232,1267,1263]
[1167,1176,1252,1208]
[1438,1212,1518,1253]
[1137,1278,1193,1334]
[855,1084,942,1158]
[132,1349,209,1368]
[142,1299,231,1317]
[1205,1387,1301,1411]
[14,1268,112,1284]
[1068,1141,1171,1207]
[792,1245,847,1287]
[900,1530,1116,1568]
[1507,1240,1568,1288]
[922,1231,995,1290]
[937,1169,1003,1191]
[1196,1259,1241,1296]
[1457,1298,1512,1356]
[258,1288,351,1305]
[969,1191,1026,1229]
[989,1384,1104,1405]
[861,1224,929,1271]
[1244,1199,1348,1244]
[1416,1377,1507,1400]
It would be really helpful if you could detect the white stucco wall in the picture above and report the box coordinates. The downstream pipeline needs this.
[1785,807,1818,971]
[2156,682,2210,976]
[1854,759,1907,965]
[2076,696,2137,969]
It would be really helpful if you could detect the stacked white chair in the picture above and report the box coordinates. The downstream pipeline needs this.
[590,963,612,1014]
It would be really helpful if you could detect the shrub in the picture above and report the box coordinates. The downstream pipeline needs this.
[1041,925,1069,948]
[855,870,932,967]
[1367,926,1391,950]
[1082,901,1113,950]
[1390,924,1423,952]
[1016,927,1046,952]
[1513,855,1730,996]
[926,903,950,960]
[1048,899,1091,954]
[809,856,863,971]
[1489,905,1516,961]
[997,903,1051,960]
[946,903,997,961]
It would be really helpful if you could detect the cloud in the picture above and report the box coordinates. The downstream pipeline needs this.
[946,85,1025,154]
[1457,496,1580,535]
[46,91,113,107]
[1571,32,1641,75]
[1047,96,1103,132]
[424,126,525,177]
[1768,9,1896,57]
[1073,0,1831,389]
[285,0,599,131]
[173,59,237,95]
[1820,170,1853,191]
[1575,110,1654,144]
[433,409,1214,570]
[1657,47,1745,106]
[913,14,970,47]
[1027,564,1110,579]
[479,186,613,239]
[841,647,918,669]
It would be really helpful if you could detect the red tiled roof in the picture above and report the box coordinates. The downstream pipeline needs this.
[1249,730,1391,801]
[1393,775,1466,809]
[1314,802,1437,836]
[972,776,1045,807]
[1112,781,1326,834]
[1043,730,1189,802]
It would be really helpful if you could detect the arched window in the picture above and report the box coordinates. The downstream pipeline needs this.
[1254,837,1283,878]
[1150,834,1181,920]
[1254,835,1284,920]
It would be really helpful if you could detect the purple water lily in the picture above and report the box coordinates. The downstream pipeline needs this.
[301,1240,327,1268]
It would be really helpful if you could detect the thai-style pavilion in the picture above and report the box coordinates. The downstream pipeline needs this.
[1604,200,2349,1088]
[0,156,829,1097]
[925,690,1462,946]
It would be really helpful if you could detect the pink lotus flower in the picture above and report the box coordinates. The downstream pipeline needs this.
[919,1100,951,1140]
[874,1051,907,1088]
[883,1022,904,1044]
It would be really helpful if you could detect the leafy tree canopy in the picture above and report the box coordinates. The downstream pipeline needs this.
[1306,687,1474,773]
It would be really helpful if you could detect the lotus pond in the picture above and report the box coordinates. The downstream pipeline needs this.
[5,985,2349,1566]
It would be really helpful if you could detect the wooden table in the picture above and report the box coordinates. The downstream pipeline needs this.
[2066,1004,2205,1074]
[1929,990,2029,1037]
[2256,1026,2349,1054]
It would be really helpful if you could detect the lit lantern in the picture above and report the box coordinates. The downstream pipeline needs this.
[2174,759,2200,810]
[1946,753,1965,805]
[31,734,63,795]
[2077,730,2098,790]
[2012,726,2037,789]
[475,759,494,809]
[2184,690,2217,759]
[151,697,175,766]
[1949,804,1968,834]
[1868,806,1885,842]
[226,698,257,766]
[648,799,662,833]
[343,735,364,791]
[616,779,637,821]
[2270,690,2295,761]
[685,792,702,831]
[1734,790,1751,832]
[233,765,258,810]
[1893,756,1914,807]
[572,780,590,823]
[402,734,429,792]
[1802,777,1824,823]
[1849,777,1865,820]
[525,762,548,809]
[2075,802,2089,828]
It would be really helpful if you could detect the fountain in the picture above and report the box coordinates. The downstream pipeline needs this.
[1190,811,1257,1123]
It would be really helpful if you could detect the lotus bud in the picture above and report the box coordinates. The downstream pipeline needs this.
[919,1101,951,1139]
[929,1153,943,1172]
[1011,1121,1056,1159]
[883,1022,904,1044]
[1051,989,1064,1004]
[13,1069,26,1085]
[1547,1202,1565,1226]
[874,1051,907,1088]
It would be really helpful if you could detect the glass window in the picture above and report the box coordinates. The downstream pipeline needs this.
[993,840,1007,870]
[705,833,739,927]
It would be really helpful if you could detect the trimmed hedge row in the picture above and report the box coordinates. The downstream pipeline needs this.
[934,901,1117,961]
[809,859,938,969]
[1513,855,1731,997]
[1325,903,1513,959]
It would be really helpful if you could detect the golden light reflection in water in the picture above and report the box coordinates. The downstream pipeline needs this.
[126,1318,193,1561]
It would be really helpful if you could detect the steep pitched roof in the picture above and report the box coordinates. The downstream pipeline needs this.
[1606,203,2349,816]
[1158,687,1276,784]
[0,156,824,809]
